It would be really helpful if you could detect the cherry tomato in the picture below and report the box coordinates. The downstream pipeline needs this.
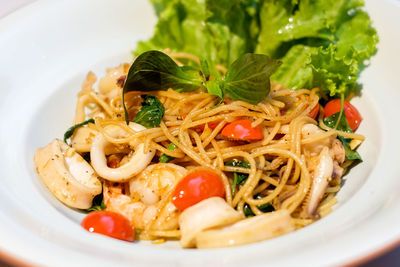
[308,103,320,120]
[172,169,225,211]
[81,210,134,242]
[324,99,362,131]
[198,120,221,131]
[182,114,220,131]
[221,119,263,141]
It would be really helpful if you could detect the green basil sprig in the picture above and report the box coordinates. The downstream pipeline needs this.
[123,51,281,123]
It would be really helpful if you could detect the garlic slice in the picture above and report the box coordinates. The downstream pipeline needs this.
[34,139,102,209]
[195,209,294,248]
[179,197,242,248]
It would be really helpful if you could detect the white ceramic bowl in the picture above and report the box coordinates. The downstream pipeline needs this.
[0,0,399,266]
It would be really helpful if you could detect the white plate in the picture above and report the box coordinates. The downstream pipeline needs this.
[0,0,400,266]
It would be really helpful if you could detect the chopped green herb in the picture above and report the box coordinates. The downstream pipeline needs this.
[243,194,274,217]
[243,203,254,217]
[159,142,178,163]
[63,118,94,144]
[132,95,165,128]
[225,159,250,195]
[86,193,106,212]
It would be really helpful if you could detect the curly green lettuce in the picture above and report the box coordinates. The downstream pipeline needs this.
[134,0,378,98]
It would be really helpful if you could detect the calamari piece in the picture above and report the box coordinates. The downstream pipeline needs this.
[306,147,333,217]
[71,126,130,155]
[196,210,294,248]
[98,64,128,94]
[34,139,101,209]
[302,124,334,155]
[71,126,98,153]
[179,197,242,248]
[90,122,154,182]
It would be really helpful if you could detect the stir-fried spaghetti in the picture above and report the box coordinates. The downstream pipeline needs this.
[34,52,364,247]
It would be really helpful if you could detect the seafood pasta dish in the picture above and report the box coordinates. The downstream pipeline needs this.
[34,0,377,248]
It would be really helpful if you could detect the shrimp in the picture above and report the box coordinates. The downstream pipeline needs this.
[103,163,188,234]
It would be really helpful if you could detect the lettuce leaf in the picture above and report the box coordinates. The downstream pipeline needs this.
[135,0,258,66]
[257,0,378,97]
[135,0,378,98]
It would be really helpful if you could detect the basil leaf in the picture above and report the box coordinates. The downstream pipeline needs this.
[86,194,106,212]
[243,194,274,217]
[123,51,204,123]
[63,118,95,144]
[222,53,281,104]
[338,135,362,161]
[206,80,223,99]
[323,111,352,133]
[243,203,254,217]
[132,95,165,128]
[225,159,250,195]
[123,50,204,93]
[258,202,274,213]
[200,59,211,80]
[323,112,362,161]
[159,142,177,163]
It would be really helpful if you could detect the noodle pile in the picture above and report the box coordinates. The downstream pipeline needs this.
[70,52,364,241]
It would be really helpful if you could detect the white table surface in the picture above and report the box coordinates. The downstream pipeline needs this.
[0,0,399,266]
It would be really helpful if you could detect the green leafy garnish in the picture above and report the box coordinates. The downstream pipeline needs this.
[132,94,165,128]
[124,50,204,94]
[223,54,281,104]
[225,159,251,195]
[122,51,280,120]
[243,194,274,217]
[137,0,378,99]
[86,194,106,212]
[159,142,178,163]
[135,0,258,67]
[323,111,362,161]
[63,118,95,144]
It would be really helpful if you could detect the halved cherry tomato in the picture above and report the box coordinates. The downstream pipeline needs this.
[221,119,263,141]
[182,114,220,131]
[81,210,134,242]
[324,99,362,131]
[172,169,225,211]
[308,103,320,120]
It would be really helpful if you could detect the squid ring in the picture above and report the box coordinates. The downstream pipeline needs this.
[90,122,155,182]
